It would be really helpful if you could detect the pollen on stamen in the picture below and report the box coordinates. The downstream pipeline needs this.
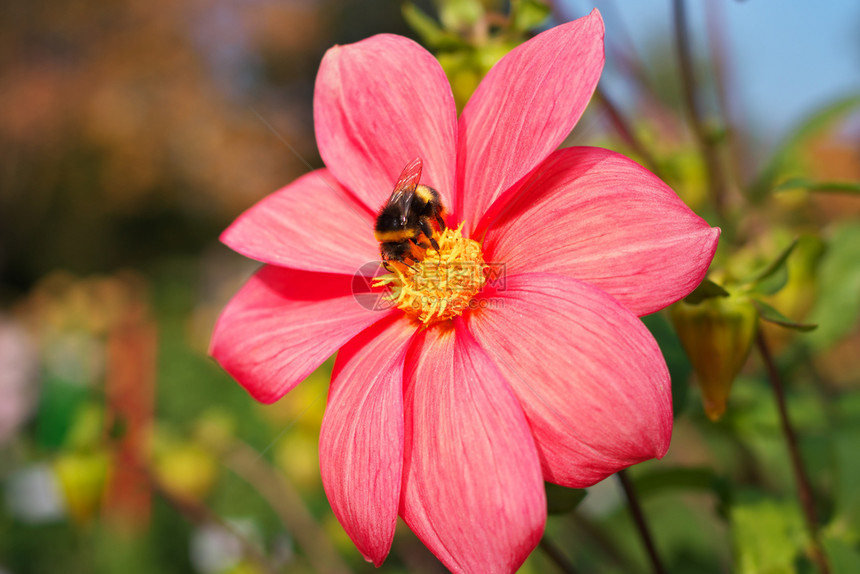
[373,224,487,325]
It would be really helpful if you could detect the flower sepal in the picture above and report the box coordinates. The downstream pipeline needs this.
[682,278,730,304]
[751,299,817,332]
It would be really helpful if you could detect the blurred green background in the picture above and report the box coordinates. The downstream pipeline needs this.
[1,1,859,573]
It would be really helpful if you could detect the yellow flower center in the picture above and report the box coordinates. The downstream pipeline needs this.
[373,225,487,324]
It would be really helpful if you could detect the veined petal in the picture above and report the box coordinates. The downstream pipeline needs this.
[315,34,458,214]
[320,315,416,566]
[221,169,379,276]
[400,321,545,573]
[457,10,604,232]
[465,273,672,488]
[483,147,720,316]
[210,266,392,404]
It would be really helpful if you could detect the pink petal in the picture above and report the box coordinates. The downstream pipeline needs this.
[210,265,392,404]
[319,315,417,566]
[315,34,458,215]
[400,321,545,573]
[465,273,673,488]
[457,10,604,232]
[483,147,720,317]
[221,169,380,276]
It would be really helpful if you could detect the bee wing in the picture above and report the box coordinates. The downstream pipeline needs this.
[387,158,423,220]
[394,158,423,194]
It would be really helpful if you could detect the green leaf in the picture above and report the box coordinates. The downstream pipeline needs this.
[35,377,91,449]
[822,535,860,574]
[828,429,860,542]
[807,222,860,349]
[684,278,730,304]
[730,489,806,574]
[65,402,105,450]
[510,0,551,32]
[402,3,463,49]
[743,237,798,295]
[545,482,587,514]
[752,299,818,332]
[641,312,691,418]
[775,178,860,195]
[438,0,484,32]
[750,265,789,296]
[748,95,860,201]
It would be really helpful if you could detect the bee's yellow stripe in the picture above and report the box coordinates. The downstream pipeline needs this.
[375,229,414,242]
[415,185,435,203]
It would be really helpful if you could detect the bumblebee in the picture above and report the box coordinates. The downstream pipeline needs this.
[375,158,446,268]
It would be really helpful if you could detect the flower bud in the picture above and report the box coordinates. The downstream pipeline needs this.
[53,449,110,525]
[154,442,218,503]
[670,294,758,421]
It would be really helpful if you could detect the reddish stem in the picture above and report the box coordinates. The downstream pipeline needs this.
[755,330,830,574]
[673,0,728,222]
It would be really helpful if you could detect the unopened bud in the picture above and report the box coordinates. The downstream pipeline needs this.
[154,443,218,503]
[670,294,758,421]
[53,449,111,525]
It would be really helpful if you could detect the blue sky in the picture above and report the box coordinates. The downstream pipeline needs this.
[561,0,860,142]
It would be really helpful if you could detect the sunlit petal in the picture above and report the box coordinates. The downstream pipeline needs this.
[466,273,672,487]
[457,10,604,231]
[210,266,392,403]
[400,322,545,572]
[315,34,458,214]
[320,315,416,565]
[484,147,720,316]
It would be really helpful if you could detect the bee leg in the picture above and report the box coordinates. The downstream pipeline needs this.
[419,223,442,263]
[435,213,447,231]
[386,258,418,273]
[402,256,419,272]
[419,219,440,252]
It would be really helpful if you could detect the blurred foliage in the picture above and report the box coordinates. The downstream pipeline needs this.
[0,0,416,294]
[403,0,550,110]
[1,0,859,573]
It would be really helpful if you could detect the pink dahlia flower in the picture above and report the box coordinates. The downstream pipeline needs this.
[211,10,719,573]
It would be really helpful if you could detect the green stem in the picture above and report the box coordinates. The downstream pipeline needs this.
[539,536,578,574]
[571,513,640,572]
[143,467,281,574]
[217,439,354,574]
[755,330,830,574]
[617,469,666,574]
